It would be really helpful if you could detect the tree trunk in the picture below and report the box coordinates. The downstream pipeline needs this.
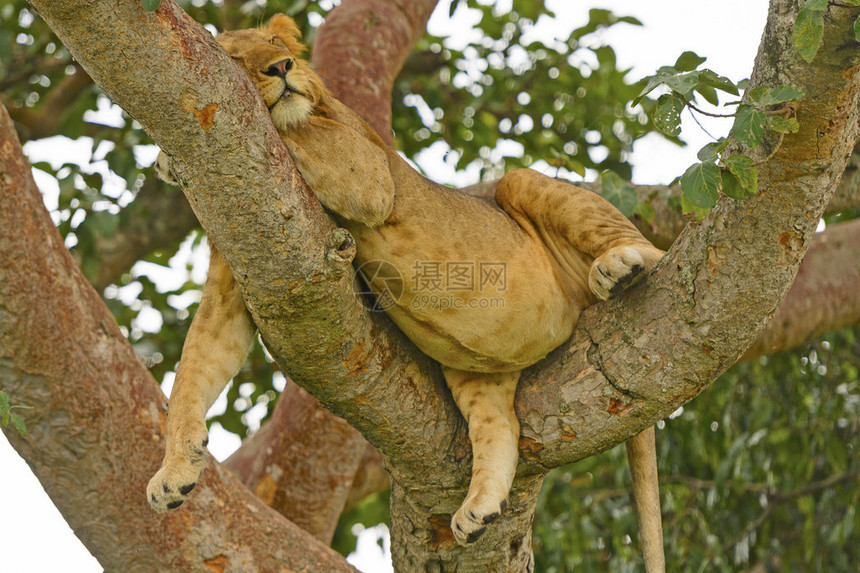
[388,476,543,572]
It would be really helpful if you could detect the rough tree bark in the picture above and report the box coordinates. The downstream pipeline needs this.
[0,104,356,572]
[3,0,860,570]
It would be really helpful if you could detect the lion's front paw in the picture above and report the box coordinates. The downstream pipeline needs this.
[451,490,508,545]
[588,246,649,301]
[146,433,209,513]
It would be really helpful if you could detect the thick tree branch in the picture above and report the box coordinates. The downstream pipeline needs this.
[220,0,441,535]
[742,218,860,359]
[4,64,93,142]
[224,379,367,544]
[90,177,199,291]
[826,142,860,212]
[513,0,860,469]
[0,103,355,572]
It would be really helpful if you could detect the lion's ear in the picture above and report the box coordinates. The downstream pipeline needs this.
[268,14,306,56]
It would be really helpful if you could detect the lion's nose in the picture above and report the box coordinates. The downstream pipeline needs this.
[262,59,293,78]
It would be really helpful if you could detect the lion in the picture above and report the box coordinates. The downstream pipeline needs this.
[148,14,666,570]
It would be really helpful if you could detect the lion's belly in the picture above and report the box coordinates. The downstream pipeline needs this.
[387,292,578,372]
[353,227,586,372]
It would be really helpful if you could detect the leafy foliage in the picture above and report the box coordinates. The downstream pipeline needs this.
[393,5,660,181]
[793,0,860,62]
[0,390,31,435]
[635,51,803,211]
[533,326,860,571]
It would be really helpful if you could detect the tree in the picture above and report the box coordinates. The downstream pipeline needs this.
[1,0,859,570]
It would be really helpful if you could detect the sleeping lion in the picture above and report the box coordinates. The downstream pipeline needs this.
[148,14,666,569]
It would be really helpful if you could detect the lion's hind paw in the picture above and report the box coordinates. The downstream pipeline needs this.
[451,495,508,545]
[588,246,651,301]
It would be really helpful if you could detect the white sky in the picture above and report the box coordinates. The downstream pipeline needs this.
[0,1,768,571]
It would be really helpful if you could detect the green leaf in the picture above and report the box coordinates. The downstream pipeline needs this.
[695,83,719,106]
[663,71,699,96]
[600,171,637,217]
[720,171,746,200]
[769,116,800,133]
[760,86,805,106]
[674,51,707,72]
[633,72,673,107]
[0,390,9,418]
[141,0,162,11]
[724,154,758,196]
[793,7,825,63]
[697,70,740,96]
[10,412,27,436]
[633,200,656,224]
[855,15,860,43]
[804,0,828,10]
[633,69,698,106]
[733,106,767,148]
[654,93,685,137]
[746,86,769,105]
[697,139,729,162]
[680,194,710,219]
[680,161,721,209]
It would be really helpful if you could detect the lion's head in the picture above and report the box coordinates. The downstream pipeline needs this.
[217,15,327,130]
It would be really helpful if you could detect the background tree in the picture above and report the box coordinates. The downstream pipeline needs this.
[1,0,858,570]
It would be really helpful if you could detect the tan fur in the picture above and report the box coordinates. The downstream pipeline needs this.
[148,15,666,569]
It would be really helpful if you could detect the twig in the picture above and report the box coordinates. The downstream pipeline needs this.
[687,101,737,118]
[686,106,720,140]
[753,132,786,166]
